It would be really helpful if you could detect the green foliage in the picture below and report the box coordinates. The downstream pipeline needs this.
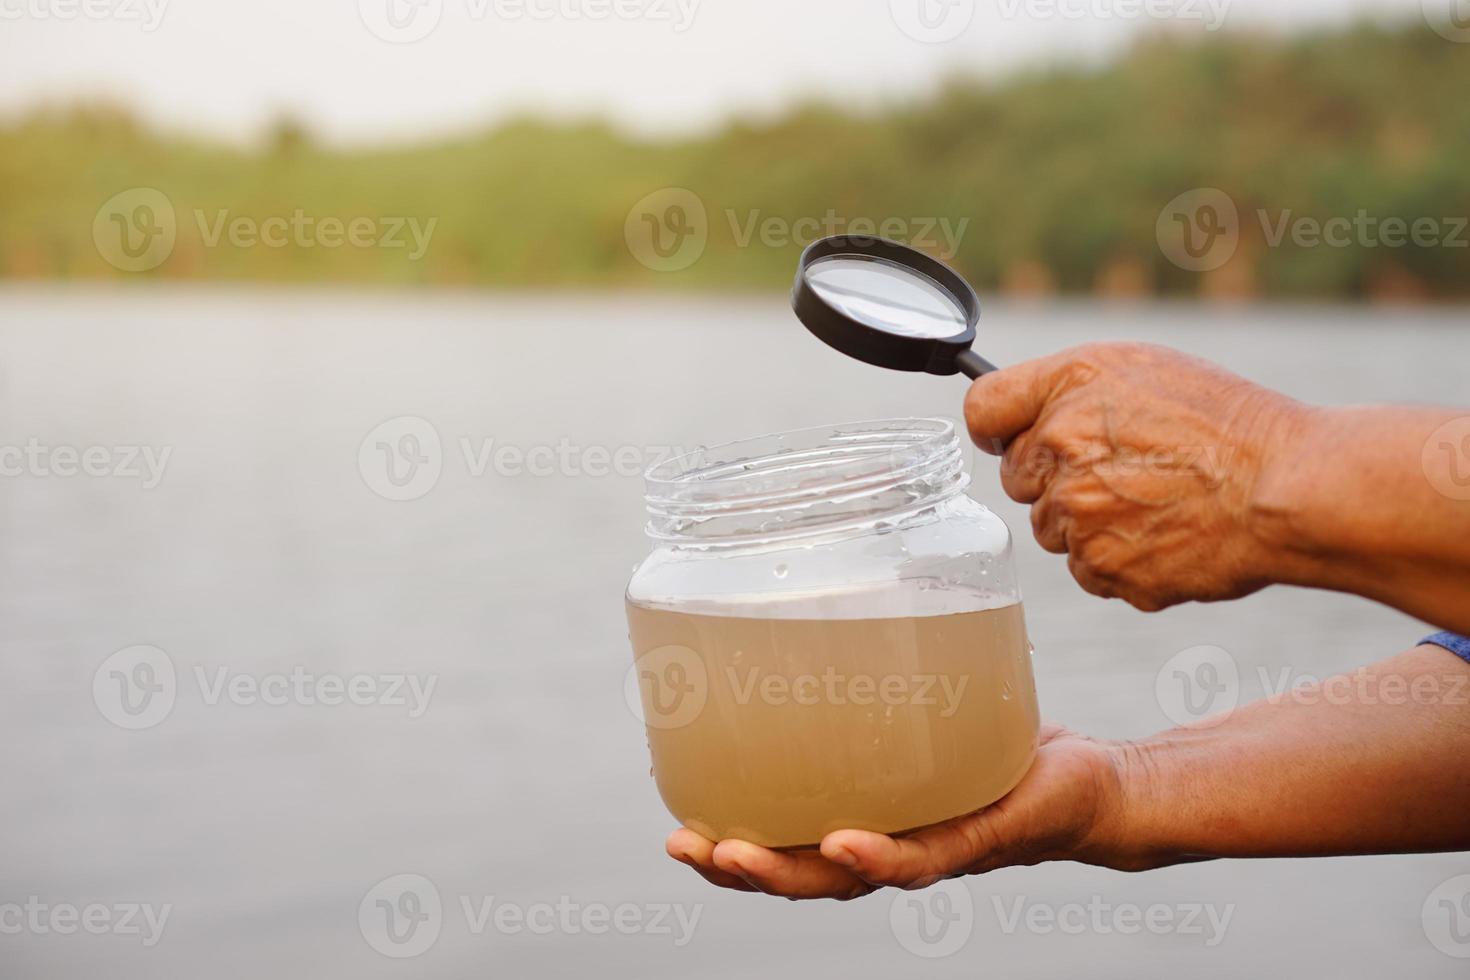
[2,23,1466,298]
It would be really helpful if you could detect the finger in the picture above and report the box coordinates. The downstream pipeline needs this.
[998,428,1055,505]
[711,839,874,901]
[821,819,991,889]
[666,829,758,892]
[964,351,1074,454]
[1028,482,1071,554]
[1067,550,1118,599]
[1037,721,1070,746]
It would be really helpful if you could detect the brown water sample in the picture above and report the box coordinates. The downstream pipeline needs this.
[626,601,1039,849]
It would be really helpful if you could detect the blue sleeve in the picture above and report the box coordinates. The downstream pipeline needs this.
[1421,632,1470,664]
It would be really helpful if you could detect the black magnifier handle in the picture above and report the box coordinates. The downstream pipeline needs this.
[956,350,999,380]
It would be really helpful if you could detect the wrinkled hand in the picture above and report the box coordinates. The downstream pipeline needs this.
[964,342,1304,611]
[666,725,1149,901]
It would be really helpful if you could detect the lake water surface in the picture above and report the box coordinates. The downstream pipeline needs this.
[0,287,1465,978]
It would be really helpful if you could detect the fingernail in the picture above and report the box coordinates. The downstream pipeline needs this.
[826,845,857,868]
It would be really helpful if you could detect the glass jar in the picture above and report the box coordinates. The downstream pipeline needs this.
[625,418,1038,849]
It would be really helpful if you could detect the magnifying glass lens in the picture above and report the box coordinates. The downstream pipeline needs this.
[805,255,968,340]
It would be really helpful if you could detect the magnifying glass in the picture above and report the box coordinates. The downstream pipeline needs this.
[791,235,998,380]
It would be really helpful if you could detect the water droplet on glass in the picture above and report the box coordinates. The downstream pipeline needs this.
[774,564,789,579]
[1001,681,1015,702]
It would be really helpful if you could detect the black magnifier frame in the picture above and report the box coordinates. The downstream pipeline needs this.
[791,235,998,379]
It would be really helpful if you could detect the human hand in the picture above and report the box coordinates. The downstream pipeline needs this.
[665,725,1153,901]
[964,342,1306,611]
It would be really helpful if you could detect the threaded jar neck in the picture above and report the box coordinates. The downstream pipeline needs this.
[643,418,969,550]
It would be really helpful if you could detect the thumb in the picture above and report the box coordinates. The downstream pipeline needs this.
[820,817,1001,888]
[963,352,1070,455]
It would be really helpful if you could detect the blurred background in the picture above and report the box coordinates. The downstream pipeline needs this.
[2,1,1468,977]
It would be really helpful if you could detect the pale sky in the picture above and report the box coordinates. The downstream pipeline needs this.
[0,0,1427,146]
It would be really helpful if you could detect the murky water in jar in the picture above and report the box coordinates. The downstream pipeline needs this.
[626,601,1039,848]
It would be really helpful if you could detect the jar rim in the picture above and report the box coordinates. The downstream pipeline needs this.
[645,416,955,485]
[643,417,968,547]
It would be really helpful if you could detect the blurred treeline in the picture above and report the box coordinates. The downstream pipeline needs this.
[2,21,1468,299]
